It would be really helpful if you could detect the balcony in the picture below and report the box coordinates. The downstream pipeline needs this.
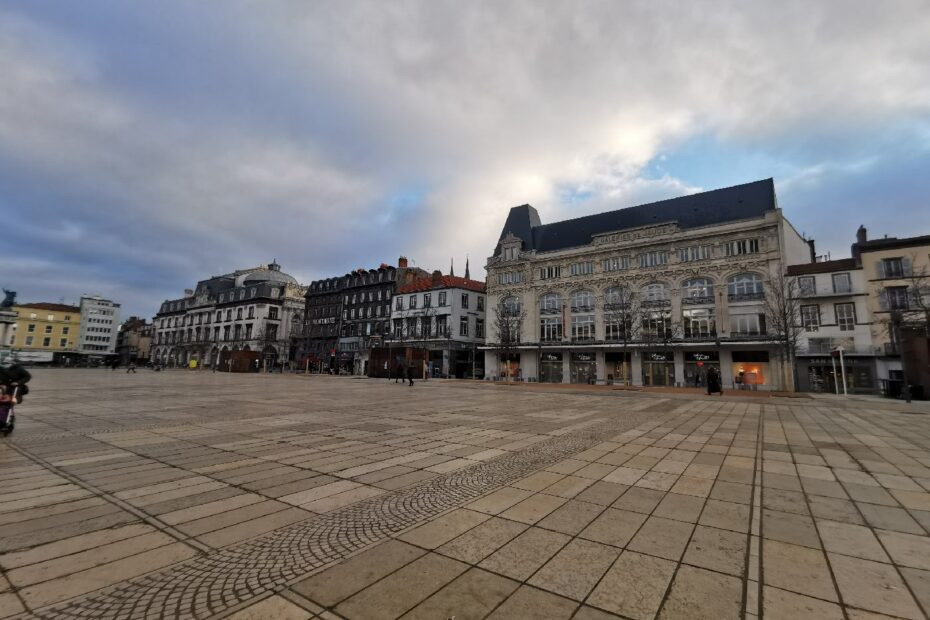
[798,285,855,298]
[681,296,715,306]
[728,292,765,302]
[571,336,596,344]
[539,307,561,315]
[571,305,595,313]
[725,330,767,340]
[801,342,879,355]
[641,299,671,308]
[683,330,716,341]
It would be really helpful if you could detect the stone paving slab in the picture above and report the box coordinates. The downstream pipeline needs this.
[1,370,929,619]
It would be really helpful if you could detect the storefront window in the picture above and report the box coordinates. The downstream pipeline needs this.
[642,351,674,386]
[731,351,770,388]
[606,351,631,384]
[683,351,720,387]
[539,352,563,383]
[570,352,597,384]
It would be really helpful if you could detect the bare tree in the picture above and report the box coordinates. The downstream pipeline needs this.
[638,292,682,348]
[602,286,640,385]
[492,297,526,382]
[764,270,804,391]
[882,254,930,336]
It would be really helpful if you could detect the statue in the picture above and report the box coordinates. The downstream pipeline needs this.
[1,289,15,308]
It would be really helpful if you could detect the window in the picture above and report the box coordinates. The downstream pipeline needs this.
[801,305,821,330]
[639,251,669,268]
[502,296,522,316]
[724,239,760,256]
[476,318,485,338]
[880,258,906,278]
[727,273,764,298]
[247,307,254,319]
[642,283,670,302]
[268,306,279,320]
[396,296,404,310]
[798,276,815,296]
[44,325,52,334]
[642,311,673,340]
[571,314,595,341]
[603,256,630,272]
[540,317,562,342]
[503,246,518,260]
[266,325,278,340]
[27,324,35,333]
[540,293,561,314]
[226,310,232,321]
[477,296,484,312]
[679,245,712,262]
[682,278,713,300]
[408,295,417,309]
[539,265,562,280]
[216,311,222,322]
[438,292,447,306]
[236,308,243,320]
[60,338,68,347]
[25,336,34,346]
[884,286,909,310]
[64,315,71,321]
[571,290,595,312]
[683,308,714,338]
[47,314,54,321]
[729,313,764,335]
[832,273,852,294]
[29,313,36,319]
[835,303,856,331]
[498,271,525,285]
[570,261,594,276]
[42,337,51,347]
[423,293,431,308]
[460,316,469,337]
[436,315,448,336]
[461,294,469,309]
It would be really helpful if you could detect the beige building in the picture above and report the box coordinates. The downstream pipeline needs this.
[853,228,930,398]
[484,179,813,390]
[7,302,81,362]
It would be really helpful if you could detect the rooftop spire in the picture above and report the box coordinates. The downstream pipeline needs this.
[464,255,470,280]
[449,257,455,277]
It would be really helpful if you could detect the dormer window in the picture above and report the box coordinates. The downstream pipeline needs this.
[500,232,522,261]
[503,247,518,261]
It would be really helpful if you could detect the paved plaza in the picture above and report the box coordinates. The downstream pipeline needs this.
[1,371,929,619]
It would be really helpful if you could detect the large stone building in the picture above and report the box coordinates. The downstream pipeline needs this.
[379,269,487,378]
[77,296,121,358]
[5,302,81,363]
[483,179,813,389]
[116,317,153,365]
[300,257,427,374]
[151,262,306,369]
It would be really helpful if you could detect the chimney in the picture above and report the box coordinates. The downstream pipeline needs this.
[856,225,867,245]
[432,270,442,285]
[184,289,194,297]
[398,256,408,269]
[806,239,816,263]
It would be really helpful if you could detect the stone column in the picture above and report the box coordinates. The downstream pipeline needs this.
[596,350,606,383]
[631,350,644,386]
[673,350,685,387]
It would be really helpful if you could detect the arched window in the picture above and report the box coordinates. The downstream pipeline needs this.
[682,278,714,299]
[604,286,630,307]
[642,283,670,302]
[571,290,595,312]
[727,273,764,297]
[502,296,522,315]
[539,293,561,314]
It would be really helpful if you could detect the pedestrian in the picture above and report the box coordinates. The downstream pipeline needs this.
[126,362,137,373]
[707,366,723,395]
[407,362,414,386]
[395,360,403,383]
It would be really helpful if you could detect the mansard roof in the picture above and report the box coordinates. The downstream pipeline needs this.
[398,275,486,294]
[495,178,777,255]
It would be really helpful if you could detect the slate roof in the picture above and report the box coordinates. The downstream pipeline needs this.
[787,258,859,275]
[16,302,80,313]
[856,234,930,252]
[398,276,486,294]
[496,178,777,255]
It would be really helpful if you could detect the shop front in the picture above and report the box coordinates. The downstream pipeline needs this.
[684,351,720,388]
[731,351,770,389]
[539,352,564,383]
[499,353,522,380]
[797,356,877,394]
[570,352,597,384]
[605,351,632,384]
[642,351,674,386]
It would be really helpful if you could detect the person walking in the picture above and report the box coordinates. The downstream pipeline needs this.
[706,366,723,395]
[406,362,414,386]
[126,362,137,373]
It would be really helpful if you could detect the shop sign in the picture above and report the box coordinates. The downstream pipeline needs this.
[685,351,719,362]
[542,353,562,362]
[647,352,672,362]
[572,353,594,362]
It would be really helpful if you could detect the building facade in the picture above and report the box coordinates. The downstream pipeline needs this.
[483,179,813,389]
[788,258,879,394]
[380,270,486,378]
[853,229,930,399]
[151,262,306,369]
[301,257,427,374]
[117,317,153,364]
[6,303,81,363]
[77,296,121,357]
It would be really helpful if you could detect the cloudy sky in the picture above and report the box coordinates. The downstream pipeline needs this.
[2,1,929,318]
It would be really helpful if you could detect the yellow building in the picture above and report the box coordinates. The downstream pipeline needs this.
[8,303,82,360]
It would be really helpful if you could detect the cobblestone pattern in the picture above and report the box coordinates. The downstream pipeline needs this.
[22,410,657,619]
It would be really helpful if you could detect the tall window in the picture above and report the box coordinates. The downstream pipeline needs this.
[571,315,595,341]
[539,293,561,314]
[835,303,856,331]
[570,261,594,276]
[475,319,485,338]
[832,273,852,294]
[682,278,713,300]
[679,245,712,262]
[459,316,469,337]
[477,296,484,311]
[683,308,714,338]
[639,251,669,268]
[727,273,764,298]
[503,246,518,260]
[409,295,417,309]
[571,290,595,312]
[461,294,469,309]
[603,256,630,272]
[884,286,909,310]
[423,293,431,308]
[498,271,525,285]
[268,307,279,320]
[798,276,815,296]
[539,265,561,280]
[642,311,672,339]
[729,314,764,335]
[642,283,670,302]
[801,305,821,330]
[724,239,760,256]
[396,297,404,310]
[880,257,906,278]
[502,296,522,315]
[438,292,447,306]
[540,317,561,341]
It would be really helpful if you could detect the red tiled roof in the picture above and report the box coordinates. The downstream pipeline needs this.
[398,275,486,294]
[17,302,80,312]
[786,258,858,275]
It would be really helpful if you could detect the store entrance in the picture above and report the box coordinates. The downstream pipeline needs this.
[642,351,674,386]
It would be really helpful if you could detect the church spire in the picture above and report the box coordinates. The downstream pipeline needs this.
[449,257,455,277]
[464,255,470,280]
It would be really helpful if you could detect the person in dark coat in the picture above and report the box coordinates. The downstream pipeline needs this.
[0,358,31,403]
[406,362,414,386]
[706,366,723,395]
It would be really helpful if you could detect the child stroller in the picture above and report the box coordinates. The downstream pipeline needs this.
[0,386,17,436]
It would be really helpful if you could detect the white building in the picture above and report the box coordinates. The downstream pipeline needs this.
[788,258,879,394]
[77,296,121,356]
[483,179,813,390]
[151,262,306,369]
[387,270,486,378]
